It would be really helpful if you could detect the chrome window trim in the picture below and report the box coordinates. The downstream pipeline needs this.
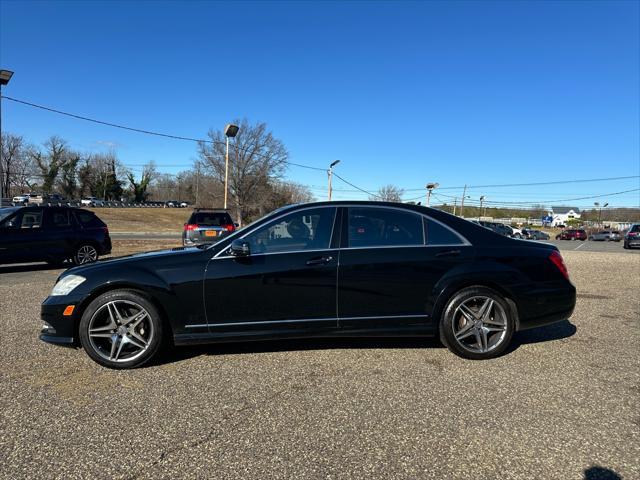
[212,203,471,259]
[184,313,429,328]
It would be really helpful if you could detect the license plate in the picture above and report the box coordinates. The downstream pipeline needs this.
[205,230,217,237]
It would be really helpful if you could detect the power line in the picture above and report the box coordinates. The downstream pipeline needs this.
[1,95,327,172]
[402,175,640,192]
[332,173,382,199]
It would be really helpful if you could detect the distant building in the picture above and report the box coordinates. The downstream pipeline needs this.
[549,206,581,226]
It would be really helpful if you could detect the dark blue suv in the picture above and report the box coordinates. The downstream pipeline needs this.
[0,206,111,266]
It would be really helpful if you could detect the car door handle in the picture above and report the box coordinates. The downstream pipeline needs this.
[306,255,333,266]
[435,249,461,257]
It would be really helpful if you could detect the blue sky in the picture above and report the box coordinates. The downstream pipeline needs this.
[1,0,638,207]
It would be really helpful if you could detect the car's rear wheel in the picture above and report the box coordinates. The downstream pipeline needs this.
[440,287,515,360]
[73,244,98,265]
[79,290,164,369]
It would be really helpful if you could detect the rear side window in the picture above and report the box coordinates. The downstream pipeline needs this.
[191,212,233,226]
[74,210,104,228]
[49,210,72,227]
[424,218,465,245]
[348,207,423,247]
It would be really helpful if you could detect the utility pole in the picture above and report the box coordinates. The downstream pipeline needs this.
[480,195,485,217]
[453,197,457,216]
[327,160,340,201]
[459,184,468,217]
[0,70,15,202]
[425,182,439,207]
[223,124,239,210]
[195,162,200,207]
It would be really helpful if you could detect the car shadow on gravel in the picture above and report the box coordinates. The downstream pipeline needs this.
[507,319,577,353]
[158,321,576,366]
[161,337,444,366]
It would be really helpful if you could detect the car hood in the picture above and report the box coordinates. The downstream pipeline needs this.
[61,246,206,277]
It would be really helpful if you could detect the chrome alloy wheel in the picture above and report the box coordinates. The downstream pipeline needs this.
[452,296,508,354]
[87,300,154,363]
[76,245,98,264]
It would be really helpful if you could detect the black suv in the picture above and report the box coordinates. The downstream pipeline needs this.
[183,209,236,246]
[0,206,111,266]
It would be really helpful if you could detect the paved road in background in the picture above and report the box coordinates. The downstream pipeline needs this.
[1,250,638,479]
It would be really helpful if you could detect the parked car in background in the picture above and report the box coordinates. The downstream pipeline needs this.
[40,201,576,368]
[165,200,188,208]
[623,224,640,249]
[0,206,111,266]
[81,197,105,207]
[555,229,587,241]
[510,227,524,239]
[183,208,236,245]
[588,230,621,242]
[522,228,550,240]
[12,194,30,204]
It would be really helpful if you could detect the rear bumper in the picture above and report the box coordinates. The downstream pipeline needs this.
[515,283,576,331]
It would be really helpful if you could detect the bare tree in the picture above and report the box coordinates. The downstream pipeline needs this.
[1,133,26,195]
[198,119,288,225]
[371,184,404,202]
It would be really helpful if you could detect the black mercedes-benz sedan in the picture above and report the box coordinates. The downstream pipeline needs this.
[40,201,576,368]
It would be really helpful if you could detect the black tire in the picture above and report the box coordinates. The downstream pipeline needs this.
[73,244,99,265]
[440,286,515,360]
[623,242,629,249]
[79,290,164,369]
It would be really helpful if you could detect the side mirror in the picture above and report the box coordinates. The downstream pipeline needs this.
[230,239,250,257]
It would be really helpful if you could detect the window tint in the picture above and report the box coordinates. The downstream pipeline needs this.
[49,210,72,227]
[425,218,464,245]
[630,225,640,233]
[192,212,233,226]
[348,207,423,247]
[4,210,43,229]
[74,210,104,227]
[243,207,336,254]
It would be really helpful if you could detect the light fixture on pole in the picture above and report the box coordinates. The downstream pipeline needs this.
[327,160,340,201]
[480,195,486,217]
[223,123,239,210]
[425,182,439,207]
[0,69,14,202]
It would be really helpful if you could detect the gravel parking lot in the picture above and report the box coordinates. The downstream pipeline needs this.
[0,248,638,479]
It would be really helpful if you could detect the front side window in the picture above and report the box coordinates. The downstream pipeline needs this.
[2,210,43,229]
[348,207,423,247]
[243,207,336,254]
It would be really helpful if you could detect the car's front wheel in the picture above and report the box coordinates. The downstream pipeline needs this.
[440,287,515,360]
[79,290,164,369]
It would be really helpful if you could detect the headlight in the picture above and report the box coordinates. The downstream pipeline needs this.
[51,275,86,296]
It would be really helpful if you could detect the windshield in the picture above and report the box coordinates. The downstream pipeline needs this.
[0,207,20,223]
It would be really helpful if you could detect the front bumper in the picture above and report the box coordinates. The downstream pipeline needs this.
[40,294,84,347]
[626,237,640,247]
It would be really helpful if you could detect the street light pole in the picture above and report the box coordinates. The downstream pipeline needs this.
[0,69,15,202]
[459,184,468,217]
[480,195,485,217]
[327,160,340,201]
[425,182,439,207]
[223,124,239,210]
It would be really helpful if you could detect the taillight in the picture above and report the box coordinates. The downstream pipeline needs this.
[549,250,569,280]
[223,224,235,232]
[184,224,199,231]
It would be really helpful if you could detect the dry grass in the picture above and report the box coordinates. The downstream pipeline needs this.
[109,239,182,257]
[88,207,191,232]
